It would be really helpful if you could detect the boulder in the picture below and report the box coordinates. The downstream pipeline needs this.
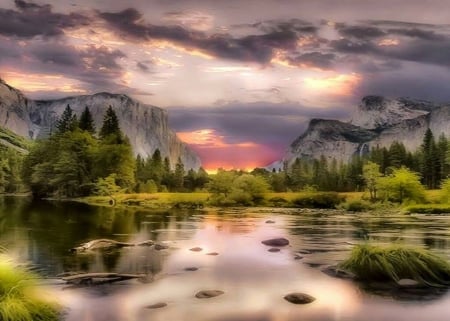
[190,247,203,252]
[284,293,316,304]
[261,238,289,247]
[146,302,167,309]
[195,290,224,299]
[268,248,280,253]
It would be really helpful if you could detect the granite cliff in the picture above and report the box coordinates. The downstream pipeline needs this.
[0,79,201,169]
[274,95,450,168]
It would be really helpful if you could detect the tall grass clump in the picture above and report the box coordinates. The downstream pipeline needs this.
[0,256,59,321]
[340,244,450,287]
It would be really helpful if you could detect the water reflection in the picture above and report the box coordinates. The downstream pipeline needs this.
[1,197,450,321]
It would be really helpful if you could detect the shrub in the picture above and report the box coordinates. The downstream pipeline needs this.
[292,192,345,209]
[341,200,373,212]
[340,244,450,286]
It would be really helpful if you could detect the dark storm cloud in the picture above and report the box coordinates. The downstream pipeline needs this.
[247,18,318,34]
[137,61,151,72]
[330,38,377,54]
[99,9,308,65]
[388,28,446,41]
[0,0,89,38]
[168,102,351,146]
[336,24,386,39]
[287,52,336,69]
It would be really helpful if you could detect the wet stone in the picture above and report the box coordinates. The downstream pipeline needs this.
[154,244,169,251]
[261,238,289,247]
[294,255,304,260]
[206,252,219,256]
[268,248,280,252]
[195,290,224,299]
[190,247,203,252]
[265,220,276,224]
[284,293,316,304]
[146,302,167,309]
[184,267,199,271]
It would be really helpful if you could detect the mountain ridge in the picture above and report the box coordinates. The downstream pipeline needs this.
[273,96,450,169]
[0,79,201,169]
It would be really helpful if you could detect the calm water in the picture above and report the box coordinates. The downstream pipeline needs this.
[1,196,450,321]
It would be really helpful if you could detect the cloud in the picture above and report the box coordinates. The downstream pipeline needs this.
[287,52,336,69]
[336,24,386,39]
[99,8,311,65]
[0,0,89,38]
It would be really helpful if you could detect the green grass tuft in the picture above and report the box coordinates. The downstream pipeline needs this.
[0,256,59,321]
[340,244,450,287]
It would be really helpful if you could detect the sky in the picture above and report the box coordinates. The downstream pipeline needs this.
[1,0,450,170]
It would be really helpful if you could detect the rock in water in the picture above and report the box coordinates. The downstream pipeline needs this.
[195,290,224,299]
[268,248,281,252]
[190,247,203,252]
[146,302,167,309]
[265,220,276,224]
[284,293,316,304]
[184,267,199,271]
[154,243,169,251]
[261,238,289,247]
[206,252,219,256]
[397,279,421,288]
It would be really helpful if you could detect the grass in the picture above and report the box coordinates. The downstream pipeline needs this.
[404,204,450,214]
[0,255,59,321]
[340,244,450,287]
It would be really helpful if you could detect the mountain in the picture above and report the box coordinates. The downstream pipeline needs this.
[274,95,450,168]
[0,79,201,169]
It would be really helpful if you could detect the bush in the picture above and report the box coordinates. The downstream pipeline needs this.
[268,197,289,207]
[340,200,373,212]
[0,256,59,321]
[292,192,345,209]
[340,244,450,286]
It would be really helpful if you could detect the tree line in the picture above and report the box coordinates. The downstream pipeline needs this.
[1,107,449,200]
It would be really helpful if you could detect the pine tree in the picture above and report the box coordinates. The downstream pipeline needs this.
[100,106,121,141]
[79,106,96,134]
[421,128,438,189]
[56,105,78,134]
[173,158,185,191]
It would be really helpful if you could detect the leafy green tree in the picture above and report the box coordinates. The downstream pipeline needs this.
[363,161,382,200]
[378,166,425,203]
[79,106,96,134]
[230,174,270,205]
[207,170,236,198]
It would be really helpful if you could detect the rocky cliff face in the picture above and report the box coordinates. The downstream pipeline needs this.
[0,79,201,169]
[275,96,450,168]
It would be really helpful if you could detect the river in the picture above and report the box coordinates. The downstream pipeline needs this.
[1,196,450,321]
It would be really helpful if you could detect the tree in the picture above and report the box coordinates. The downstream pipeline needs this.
[79,106,96,134]
[378,166,425,203]
[100,106,121,141]
[363,161,382,200]
[56,105,78,134]
[173,158,185,191]
[231,174,270,205]
[421,129,439,189]
[207,170,236,198]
